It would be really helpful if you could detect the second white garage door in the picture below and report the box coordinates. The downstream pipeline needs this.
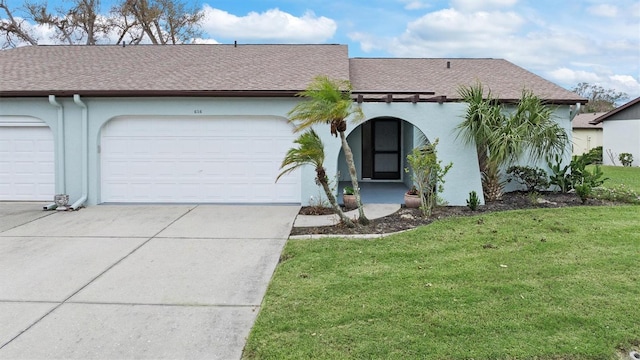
[0,119,55,201]
[101,116,300,203]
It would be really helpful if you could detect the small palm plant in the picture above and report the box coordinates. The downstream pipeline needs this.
[288,76,369,225]
[456,82,568,201]
[276,129,355,228]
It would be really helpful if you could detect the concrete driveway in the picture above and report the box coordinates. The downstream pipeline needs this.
[0,203,299,359]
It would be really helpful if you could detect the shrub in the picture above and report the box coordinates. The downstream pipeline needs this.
[547,154,572,193]
[466,191,480,211]
[527,191,541,205]
[506,166,549,192]
[619,153,634,167]
[592,184,640,204]
[405,139,453,217]
[571,155,608,188]
[548,154,608,193]
[574,183,592,204]
[584,146,603,164]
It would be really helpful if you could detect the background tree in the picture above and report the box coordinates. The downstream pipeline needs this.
[572,82,629,113]
[1,0,38,47]
[288,76,369,225]
[0,0,203,46]
[112,0,203,45]
[456,83,568,201]
[23,0,104,45]
[277,129,355,228]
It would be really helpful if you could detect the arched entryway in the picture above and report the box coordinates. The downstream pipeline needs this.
[337,117,428,204]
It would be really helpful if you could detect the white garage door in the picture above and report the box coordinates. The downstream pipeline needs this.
[101,116,300,203]
[0,119,55,201]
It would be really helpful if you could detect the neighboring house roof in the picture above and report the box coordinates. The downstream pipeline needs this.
[0,44,349,97]
[589,97,640,124]
[349,58,585,104]
[0,44,585,104]
[572,112,605,129]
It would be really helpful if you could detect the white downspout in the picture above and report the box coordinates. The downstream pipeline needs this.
[71,94,88,210]
[570,102,581,121]
[44,95,66,210]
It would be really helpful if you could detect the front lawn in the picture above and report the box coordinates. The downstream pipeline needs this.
[244,206,639,359]
[600,165,640,193]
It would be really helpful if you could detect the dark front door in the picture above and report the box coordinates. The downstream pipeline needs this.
[362,119,401,180]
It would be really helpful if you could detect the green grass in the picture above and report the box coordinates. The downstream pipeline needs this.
[244,206,640,359]
[600,165,640,192]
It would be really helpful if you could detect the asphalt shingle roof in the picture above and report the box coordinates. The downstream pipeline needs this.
[0,44,349,95]
[572,112,605,129]
[0,44,585,103]
[349,58,584,103]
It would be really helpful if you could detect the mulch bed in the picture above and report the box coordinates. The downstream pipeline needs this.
[291,192,612,236]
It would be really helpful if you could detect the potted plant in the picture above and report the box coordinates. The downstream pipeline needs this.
[404,185,421,208]
[342,186,357,209]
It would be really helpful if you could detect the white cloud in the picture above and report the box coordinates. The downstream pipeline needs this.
[348,32,378,52]
[349,4,638,99]
[2,18,58,46]
[451,0,518,12]
[200,5,337,43]
[586,4,618,17]
[609,75,640,98]
[192,38,220,44]
[404,8,524,42]
[398,0,430,10]
[632,2,640,17]
[548,67,601,84]
[546,68,640,99]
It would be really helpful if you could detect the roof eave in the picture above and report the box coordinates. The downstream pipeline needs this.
[450,98,586,105]
[0,89,302,98]
[0,90,588,105]
[589,97,640,124]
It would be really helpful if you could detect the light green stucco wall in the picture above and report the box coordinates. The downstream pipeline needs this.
[0,96,574,207]
[501,106,574,192]
[0,96,306,206]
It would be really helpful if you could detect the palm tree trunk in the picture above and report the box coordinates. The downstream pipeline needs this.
[339,131,369,225]
[317,171,356,228]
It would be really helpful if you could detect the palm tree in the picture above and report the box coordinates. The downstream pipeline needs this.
[288,76,369,225]
[456,82,568,201]
[276,129,355,227]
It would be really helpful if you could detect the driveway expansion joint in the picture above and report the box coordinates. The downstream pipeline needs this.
[0,205,198,351]
[0,203,298,359]
[64,301,262,308]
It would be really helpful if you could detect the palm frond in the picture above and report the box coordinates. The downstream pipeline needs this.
[457,82,569,167]
[276,129,325,182]
[288,75,363,133]
[455,82,502,149]
[512,89,568,163]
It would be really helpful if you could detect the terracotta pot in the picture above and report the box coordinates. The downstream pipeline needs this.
[404,193,421,208]
[343,194,357,209]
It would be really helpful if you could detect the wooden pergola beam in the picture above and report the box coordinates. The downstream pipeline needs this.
[351,91,437,103]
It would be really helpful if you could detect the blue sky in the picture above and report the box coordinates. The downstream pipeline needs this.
[3,0,639,99]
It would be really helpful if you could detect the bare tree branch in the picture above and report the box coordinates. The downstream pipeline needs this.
[1,0,204,47]
[113,0,203,45]
[0,0,39,47]
[572,82,629,113]
[24,0,104,45]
